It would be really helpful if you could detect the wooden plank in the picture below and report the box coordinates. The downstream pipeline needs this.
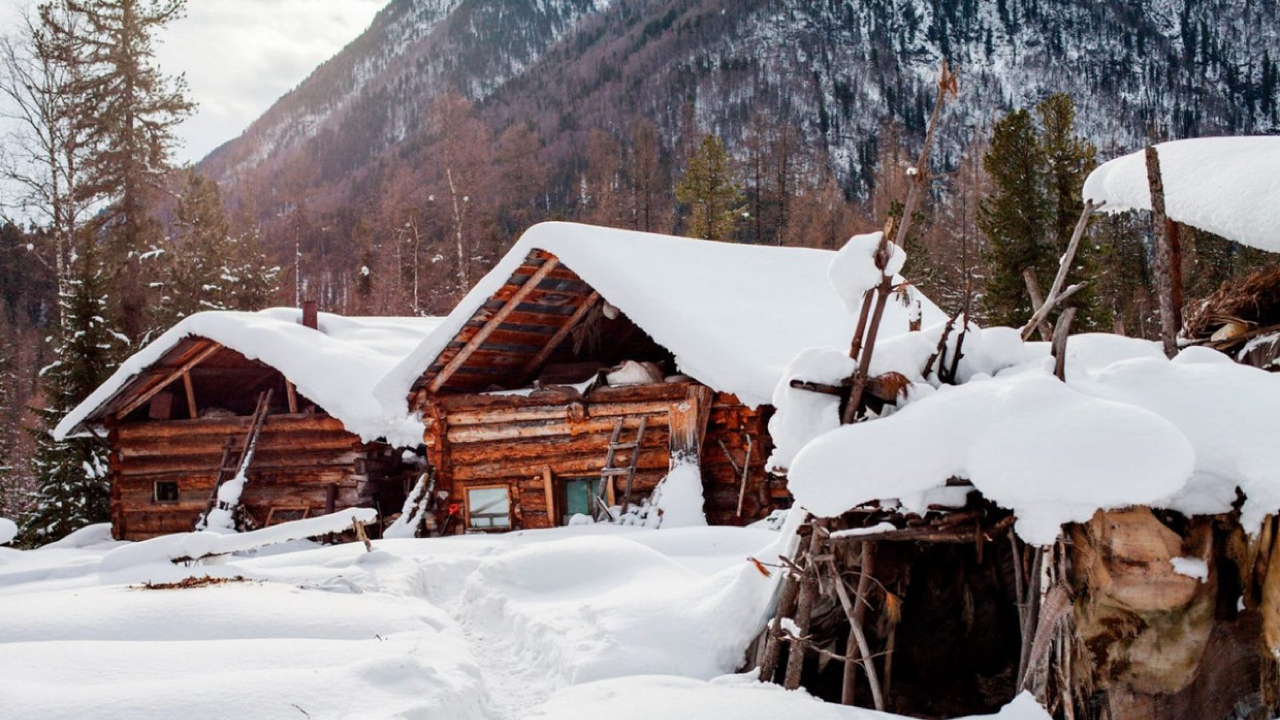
[286,381,298,414]
[429,258,561,392]
[182,372,197,419]
[542,467,556,528]
[114,342,224,420]
[520,291,602,379]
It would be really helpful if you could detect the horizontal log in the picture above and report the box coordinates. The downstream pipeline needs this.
[436,383,695,414]
[443,399,683,427]
[114,448,362,476]
[114,414,349,440]
[452,455,671,482]
[447,431,670,465]
[446,414,669,444]
[115,432,361,460]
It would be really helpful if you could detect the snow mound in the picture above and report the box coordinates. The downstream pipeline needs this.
[827,231,906,314]
[786,329,1280,545]
[789,369,1194,545]
[649,463,709,528]
[0,518,16,545]
[56,308,443,445]
[533,676,1051,720]
[1083,136,1280,253]
[100,508,377,570]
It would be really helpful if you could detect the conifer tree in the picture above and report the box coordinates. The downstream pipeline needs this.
[152,169,233,328]
[20,242,122,545]
[979,96,1099,328]
[978,109,1050,326]
[41,0,194,339]
[675,134,743,241]
[1037,94,1102,327]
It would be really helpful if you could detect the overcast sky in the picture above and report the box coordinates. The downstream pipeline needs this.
[1,0,388,164]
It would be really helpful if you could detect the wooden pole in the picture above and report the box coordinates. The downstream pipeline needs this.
[182,372,197,419]
[1051,307,1077,382]
[1022,270,1054,341]
[784,523,824,689]
[831,556,886,711]
[1145,146,1180,358]
[759,569,802,682]
[842,542,877,705]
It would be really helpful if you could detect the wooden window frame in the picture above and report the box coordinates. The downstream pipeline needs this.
[153,480,180,504]
[464,484,513,531]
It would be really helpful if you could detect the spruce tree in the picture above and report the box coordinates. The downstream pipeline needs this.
[41,0,194,340]
[20,242,122,545]
[1037,94,1102,328]
[675,134,743,241]
[979,109,1050,326]
[152,168,234,328]
[979,96,1101,328]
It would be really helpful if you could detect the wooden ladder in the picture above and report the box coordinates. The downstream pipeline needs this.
[197,389,273,530]
[596,416,648,518]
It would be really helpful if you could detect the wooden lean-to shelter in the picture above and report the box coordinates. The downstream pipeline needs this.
[373,222,945,534]
[55,307,441,541]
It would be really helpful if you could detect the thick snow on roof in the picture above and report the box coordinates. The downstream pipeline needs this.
[55,308,443,444]
[376,222,947,412]
[1082,136,1280,251]
[787,333,1280,546]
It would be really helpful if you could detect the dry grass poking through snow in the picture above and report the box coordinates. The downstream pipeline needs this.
[138,575,249,590]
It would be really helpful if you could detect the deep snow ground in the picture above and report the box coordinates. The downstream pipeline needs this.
[0,524,1049,720]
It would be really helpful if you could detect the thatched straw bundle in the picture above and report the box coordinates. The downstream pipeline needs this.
[1182,263,1280,345]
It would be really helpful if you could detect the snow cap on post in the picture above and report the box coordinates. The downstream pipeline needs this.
[1082,136,1280,253]
[828,232,906,315]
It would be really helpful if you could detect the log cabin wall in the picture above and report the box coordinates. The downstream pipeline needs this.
[422,382,781,532]
[108,414,371,540]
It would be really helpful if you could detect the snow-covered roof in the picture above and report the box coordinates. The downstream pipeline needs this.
[374,222,947,412]
[785,328,1280,545]
[55,308,443,444]
[1082,136,1280,252]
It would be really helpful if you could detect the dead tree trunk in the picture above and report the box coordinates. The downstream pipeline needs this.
[1146,146,1181,358]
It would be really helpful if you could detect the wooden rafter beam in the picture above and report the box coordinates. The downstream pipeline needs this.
[114,342,223,420]
[520,290,601,380]
[429,258,561,392]
[182,372,197,419]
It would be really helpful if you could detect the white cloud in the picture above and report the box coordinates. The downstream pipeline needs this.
[0,0,387,164]
[158,0,387,162]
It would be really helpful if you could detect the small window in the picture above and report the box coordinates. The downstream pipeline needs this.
[153,481,179,504]
[466,486,511,530]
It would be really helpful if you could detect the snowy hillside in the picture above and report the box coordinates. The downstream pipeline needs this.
[0,523,1049,719]
[203,0,1280,198]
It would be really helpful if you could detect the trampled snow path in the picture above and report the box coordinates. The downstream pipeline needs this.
[0,525,1052,720]
[453,603,559,719]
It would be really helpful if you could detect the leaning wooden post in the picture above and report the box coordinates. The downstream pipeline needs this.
[784,521,825,689]
[1145,146,1181,358]
[843,62,957,424]
[1051,307,1077,381]
[842,541,877,705]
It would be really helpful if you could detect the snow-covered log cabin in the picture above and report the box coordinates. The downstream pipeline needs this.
[55,307,441,540]
[375,222,944,533]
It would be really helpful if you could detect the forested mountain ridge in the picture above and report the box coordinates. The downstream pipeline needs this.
[205,0,1279,205]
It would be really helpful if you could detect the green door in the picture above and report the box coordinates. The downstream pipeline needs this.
[563,478,598,524]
